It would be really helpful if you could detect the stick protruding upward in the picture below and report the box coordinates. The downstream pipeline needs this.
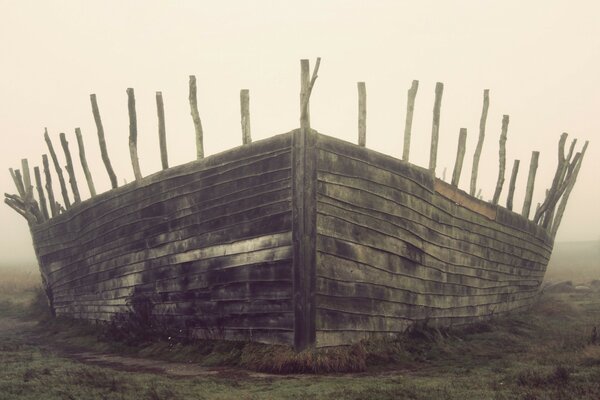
[75,128,96,197]
[470,89,489,196]
[402,80,419,161]
[34,166,49,221]
[522,151,540,218]
[59,133,81,203]
[300,58,321,131]
[491,115,509,205]
[42,154,57,217]
[90,94,118,189]
[127,88,142,181]
[189,75,204,159]
[429,82,444,173]
[156,91,169,170]
[451,128,467,187]
[506,159,520,211]
[44,129,71,209]
[240,89,251,144]
[357,82,367,147]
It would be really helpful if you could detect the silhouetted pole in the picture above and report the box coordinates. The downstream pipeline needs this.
[34,166,49,221]
[44,129,71,209]
[429,82,444,174]
[127,88,142,181]
[156,91,169,170]
[506,159,520,211]
[189,75,204,159]
[357,82,366,147]
[522,151,540,219]
[491,115,509,205]
[59,133,81,203]
[470,89,489,196]
[42,154,57,217]
[75,128,96,197]
[451,128,467,187]
[402,80,419,162]
[240,89,251,144]
[90,94,118,189]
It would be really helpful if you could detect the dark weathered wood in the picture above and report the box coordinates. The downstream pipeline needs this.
[402,80,419,162]
[42,154,58,217]
[451,128,467,187]
[44,130,71,209]
[240,89,251,145]
[189,75,204,159]
[75,128,96,197]
[470,89,489,196]
[156,91,169,170]
[34,166,49,221]
[492,115,509,205]
[127,88,142,181]
[90,94,118,189]
[429,82,444,173]
[59,133,81,203]
[357,82,366,147]
[506,159,520,211]
[522,151,539,219]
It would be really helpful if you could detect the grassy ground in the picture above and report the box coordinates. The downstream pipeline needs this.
[1,265,599,399]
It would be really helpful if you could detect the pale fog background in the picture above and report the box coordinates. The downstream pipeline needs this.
[0,0,598,267]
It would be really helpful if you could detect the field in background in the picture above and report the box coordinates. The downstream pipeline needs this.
[546,241,600,284]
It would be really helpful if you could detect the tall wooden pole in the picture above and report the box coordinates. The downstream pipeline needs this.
[522,151,539,219]
[44,129,71,209]
[42,154,57,217]
[402,80,419,162]
[20,159,33,202]
[189,75,204,159]
[240,89,251,144]
[451,128,467,187]
[34,166,49,221]
[492,115,509,205]
[155,91,169,170]
[470,89,489,196]
[299,58,320,130]
[90,94,118,189]
[9,168,25,198]
[506,159,520,211]
[357,82,366,147]
[429,82,444,174]
[59,133,81,203]
[127,88,142,181]
[75,128,96,197]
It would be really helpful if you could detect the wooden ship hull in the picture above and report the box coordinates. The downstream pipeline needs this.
[7,59,587,350]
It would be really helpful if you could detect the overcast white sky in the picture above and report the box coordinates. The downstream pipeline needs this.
[0,0,598,266]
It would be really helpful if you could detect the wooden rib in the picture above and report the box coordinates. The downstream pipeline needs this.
[506,159,520,211]
[451,128,467,187]
[59,133,81,203]
[299,58,321,131]
[491,115,509,205]
[357,82,366,147]
[42,154,58,217]
[75,128,96,197]
[45,130,71,208]
[9,168,25,198]
[522,151,539,219]
[127,88,142,181]
[4,198,27,219]
[470,89,489,196]
[429,82,444,173]
[20,159,33,201]
[189,75,204,159]
[155,91,168,170]
[240,89,251,145]
[90,94,118,189]
[402,80,419,162]
[34,166,49,221]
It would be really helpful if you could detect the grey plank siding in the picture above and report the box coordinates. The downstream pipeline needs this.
[31,132,295,345]
[314,133,553,347]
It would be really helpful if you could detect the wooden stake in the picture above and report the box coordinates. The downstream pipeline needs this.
[126,88,142,181]
[357,82,366,147]
[42,154,57,217]
[506,159,520,211]
[4,198,27,220]
[9,168,25,198]
[522,151,539,219]
[44,129,71,209]
[470,89,489,196]
[299,58,321,131]
[429,82,444,173]
[59,133,81,203]
[491,115,509,205]
[34,166,49,221]
[156,91,168,170]
[75,128,96,197]
[402,80,419,161]
[189,75,204,159]
[20,159,33,202]
[240,89,251,145]
[451,128,467,187]
[90,94,118,189]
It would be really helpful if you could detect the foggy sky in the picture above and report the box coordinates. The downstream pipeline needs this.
[1,0,598,266]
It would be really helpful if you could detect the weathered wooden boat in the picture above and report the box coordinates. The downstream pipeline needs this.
[6,59,588,350]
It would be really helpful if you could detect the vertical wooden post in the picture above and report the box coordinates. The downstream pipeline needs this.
[240,89,252,144]
[59,133,81,203]
[42,154,57,217]
[300,60,310,129]
[402,80,419,161]
[522,151,539,219]
[9,168,25,198]
[90,94,118,189]
[492,115,509,205]
[470,89,489,196]
[189,75,204,159]
[44,129,71,209]
[20,159,33,202]
[75,128,96,197]
[429,82,444,173]
[506,159,520,211]
[34,166,49,221]
[127,88,142,181]
[451,128,468,187]
[155,91,169,170]
[357,82,366,147]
